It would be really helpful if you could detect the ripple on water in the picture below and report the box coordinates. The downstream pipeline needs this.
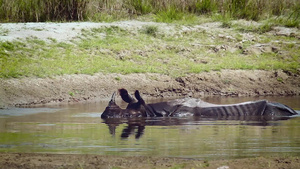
[72,112,101,118]
[0,108,61,117]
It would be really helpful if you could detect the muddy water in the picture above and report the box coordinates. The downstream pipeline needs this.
[0,96,299,160]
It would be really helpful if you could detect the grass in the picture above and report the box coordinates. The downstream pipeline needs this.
[155,6,185,23]
[140,25,159,37]
[0,20,299,78]
[0,27,9,36]
[0,0,89,22]
[0,0,299,28]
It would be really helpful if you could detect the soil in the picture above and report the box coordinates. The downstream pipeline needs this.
[0,153,299,169]
[0,69,300,108]
[0,21,172,42]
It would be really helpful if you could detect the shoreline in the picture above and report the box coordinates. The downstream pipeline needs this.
[0,153,299,169]
[1,69,300,108]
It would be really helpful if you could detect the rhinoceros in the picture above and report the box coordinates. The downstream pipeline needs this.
[101,89,297,119]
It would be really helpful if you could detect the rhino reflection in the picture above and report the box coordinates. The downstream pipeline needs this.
[104,118,146,139]
[121,123,145,139]
[102,116,293,139]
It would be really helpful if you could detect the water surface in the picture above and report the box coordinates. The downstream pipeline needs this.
[0,96,299,160]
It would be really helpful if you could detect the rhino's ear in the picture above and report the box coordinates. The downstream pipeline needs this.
[119,88,135,103]
[134,90,145,105]
[108,92,116,106]
[135,90,155,117]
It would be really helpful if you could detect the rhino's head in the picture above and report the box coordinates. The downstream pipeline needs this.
[101,89,148,119]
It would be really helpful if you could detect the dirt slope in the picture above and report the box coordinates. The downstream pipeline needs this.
[1,153,299,169]
[1,69,299,108]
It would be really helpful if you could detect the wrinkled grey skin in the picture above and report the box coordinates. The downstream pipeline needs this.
[101,89,151,118]
[101,89,298,119]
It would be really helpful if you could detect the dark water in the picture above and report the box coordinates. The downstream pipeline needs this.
[0,96,299,160]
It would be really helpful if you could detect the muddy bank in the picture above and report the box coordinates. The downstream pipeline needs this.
[0,153,299,169]
[0,69,299,108]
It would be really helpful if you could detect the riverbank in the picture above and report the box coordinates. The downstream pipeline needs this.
[0,153,299,169]
[1,20,299,79]
[0,19,299,108]
[0,70,299,108]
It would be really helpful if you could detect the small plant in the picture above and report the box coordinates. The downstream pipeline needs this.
[286,43,295,49]
[203,160,210,167]
[0,28,9,36]
[32,28,44,31]
[194,0,217,14]
[223,78,232,85]
[1,41,15,51]
[221,21,232,28]
[111,167,121,169]
[142,25,158,37]
[114,77,121,81]
[47,37,57,43]
[224,0,261,21]
[104,26,125,34]
[155,6,184,23]
[274,15,300,28]
[124,0,152,15]
[277,77,284,83]
[69,92,75,97]
[170,163,187,169]
[217,71,222,77]
[257,23,274,34]
[212,13,232,27]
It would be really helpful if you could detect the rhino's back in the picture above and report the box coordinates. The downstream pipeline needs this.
[264,102,297,116]
[194,100,268,116]
[149,98,297,117]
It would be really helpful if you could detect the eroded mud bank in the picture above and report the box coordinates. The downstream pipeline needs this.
[1,70,299,108]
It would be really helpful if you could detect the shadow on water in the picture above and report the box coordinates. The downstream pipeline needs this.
[103,115,297,139]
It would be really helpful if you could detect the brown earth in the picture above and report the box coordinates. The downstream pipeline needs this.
[0,153,299,169]
[0,69,300,108]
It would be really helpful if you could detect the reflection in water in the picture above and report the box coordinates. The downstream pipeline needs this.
[0,96,299,159]
[103,115,295,139]
[104,116,292,139]
[100,115,300,158]
[104,118,146,139]
[121,123,145,139]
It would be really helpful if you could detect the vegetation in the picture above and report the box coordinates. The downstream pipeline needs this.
[0,0,88,22]
[0,21,299,78]
[0,0,299,78]
[0,0,299,27]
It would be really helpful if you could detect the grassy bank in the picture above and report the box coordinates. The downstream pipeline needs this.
[0,0,299,27]
[0,19,299,78]
[0,1,299,79]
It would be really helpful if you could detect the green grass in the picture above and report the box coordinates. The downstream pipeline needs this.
[1,21,299,78]
[140,25,159,37]
[0,0,89,22]
[0,0,299,28]
[155,6,185,23]
[0,27,9,36]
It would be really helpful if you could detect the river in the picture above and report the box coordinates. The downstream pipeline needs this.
[0,96,299,160]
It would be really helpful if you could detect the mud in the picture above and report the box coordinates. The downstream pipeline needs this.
[0,69,299,108]
[0,153,299,169]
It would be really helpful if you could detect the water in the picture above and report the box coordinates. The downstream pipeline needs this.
[0,96,299,160]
